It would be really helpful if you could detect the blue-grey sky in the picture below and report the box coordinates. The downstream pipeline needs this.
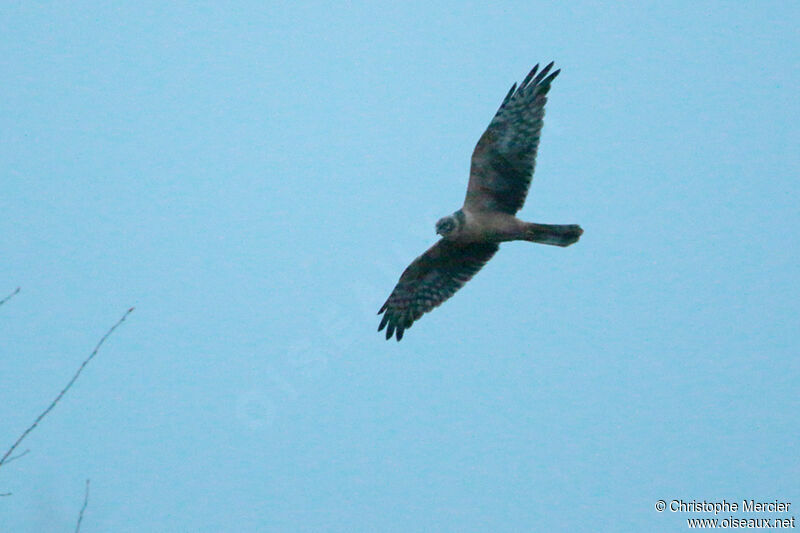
[1,2,798,532]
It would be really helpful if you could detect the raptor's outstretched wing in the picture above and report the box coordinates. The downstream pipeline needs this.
[378,240,499,341]
[465,62,560,214]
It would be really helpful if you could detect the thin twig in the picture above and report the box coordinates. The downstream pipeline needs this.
[0,307,135,469]
[1,449,30,465]
[0,287,20,309]
[74,479,90,532]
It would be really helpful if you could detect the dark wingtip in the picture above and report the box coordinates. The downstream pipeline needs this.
[531,61,555,86]
[540,69,560,91]
[500,82,517,108]
[521,64,539,87]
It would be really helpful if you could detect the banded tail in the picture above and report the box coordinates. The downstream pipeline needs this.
[523,223,583,247]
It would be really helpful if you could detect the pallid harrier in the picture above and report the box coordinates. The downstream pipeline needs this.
[379,62,582,341]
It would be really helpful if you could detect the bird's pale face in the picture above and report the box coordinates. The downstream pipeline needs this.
[435,215,457,236]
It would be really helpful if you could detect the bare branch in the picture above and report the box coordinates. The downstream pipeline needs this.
[0,287,20,309]
[0,307,135,469]
[74,479,90,533]
[2,449,30,466]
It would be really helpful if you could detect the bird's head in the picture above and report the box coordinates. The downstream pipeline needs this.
[435,216,455,236]
[435,210,463,237]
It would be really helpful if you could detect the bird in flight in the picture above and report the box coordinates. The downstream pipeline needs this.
[378,62,583,341]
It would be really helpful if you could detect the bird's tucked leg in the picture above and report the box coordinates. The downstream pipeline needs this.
[522,223,583,247]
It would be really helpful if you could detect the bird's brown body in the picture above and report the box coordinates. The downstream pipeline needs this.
[448,208,523,243]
